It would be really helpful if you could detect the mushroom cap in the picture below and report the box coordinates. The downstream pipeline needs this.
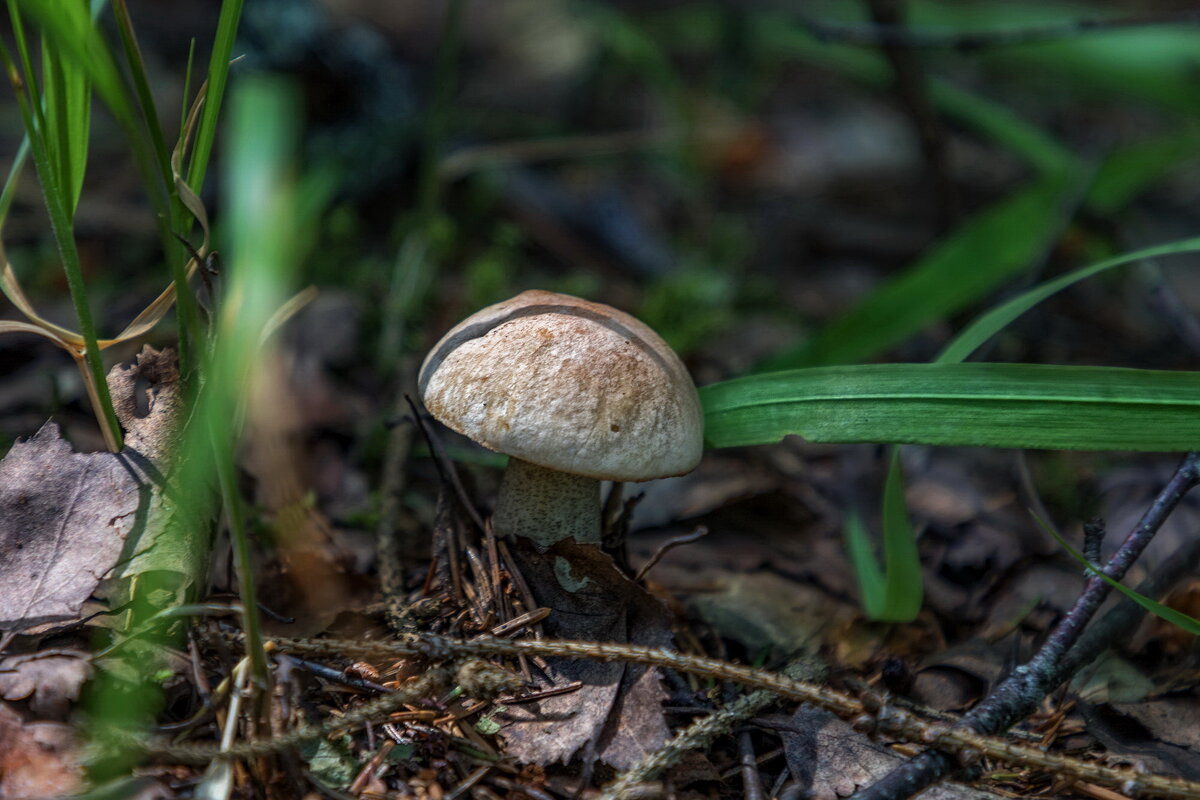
[419,290,703,482]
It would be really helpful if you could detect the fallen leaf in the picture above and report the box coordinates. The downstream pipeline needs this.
[499,539,671,769]
[775,705,1003,800]
[0,347,184,631]
[0,423,152,630]
[686,571,844,659]
[0,703,80,798]
[0,652,91,720]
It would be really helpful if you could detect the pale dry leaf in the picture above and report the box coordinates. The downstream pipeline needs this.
[107,346,183,463]
[0,653,91,720]
[0,423,151,630]
[0,348,182,631]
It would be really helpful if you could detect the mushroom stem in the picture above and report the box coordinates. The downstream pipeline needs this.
[492,458,601,549]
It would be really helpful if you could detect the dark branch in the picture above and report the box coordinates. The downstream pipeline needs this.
[849,452,1200,800]
[863,0,958,228]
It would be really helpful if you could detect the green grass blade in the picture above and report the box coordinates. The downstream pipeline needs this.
[745,11,1076,175]
[0,12,121,449]
[925,80,1074,177]
[41,32,91,216]
[937,236,1200,364]
[844,512,886,616]
[757,172,1079,371]
[186,0,243,193]
[844,452,924,622]
[14,0,136,133]
[213,73,301,684]
[702,362,1200,452]
[880,452,921,619]
[0,138,30,228]
[1031,512,1200,636]
[111,0,172,206]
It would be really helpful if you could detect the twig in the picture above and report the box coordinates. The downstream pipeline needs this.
[634,526,708,583]
[847,451,1200,800]
[120,668,451,764]
[737,728,767,800]
[1141,259,1200,358]
[863,0,958,228]
[376,381,416,619]
[242,633,1200,800]
[1061,522,1200,679]
[793,9,1200,51]
[406,395,486,534]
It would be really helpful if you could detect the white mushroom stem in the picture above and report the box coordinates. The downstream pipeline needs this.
[492,458,601,549]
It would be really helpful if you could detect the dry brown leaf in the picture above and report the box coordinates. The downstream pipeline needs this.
[498,539,672,769]
[0,653,91,721]
[0,703,80,798]
[0,348,181,631]
[776,705,1003,800]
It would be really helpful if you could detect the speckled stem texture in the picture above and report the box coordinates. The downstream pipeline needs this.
[849,452,1200,800]
[492,458,601,547]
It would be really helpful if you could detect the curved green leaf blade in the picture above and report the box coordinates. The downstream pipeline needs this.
[937,236,1200,364]
[844,512,885,616]
[1031,512,1200,636]
[702,363,1200,452]
[757,173,1079,372]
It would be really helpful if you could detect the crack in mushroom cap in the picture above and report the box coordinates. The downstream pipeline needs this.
[419,290,703,482]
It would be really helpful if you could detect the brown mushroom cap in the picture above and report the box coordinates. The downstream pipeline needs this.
[419,290,703,482]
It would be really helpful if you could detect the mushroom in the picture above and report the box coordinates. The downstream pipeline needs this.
[418,290,703,551]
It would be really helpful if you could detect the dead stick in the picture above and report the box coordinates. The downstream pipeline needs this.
[848,451,1200,800]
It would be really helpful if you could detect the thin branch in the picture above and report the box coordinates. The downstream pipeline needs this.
[848,451,1200,800]
[220,633,1200,799]
[863,0,958,228]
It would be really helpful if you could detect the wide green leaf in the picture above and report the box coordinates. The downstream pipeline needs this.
[702,363,1200,452]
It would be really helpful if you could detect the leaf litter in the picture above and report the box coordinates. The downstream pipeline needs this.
[0,347,182,632]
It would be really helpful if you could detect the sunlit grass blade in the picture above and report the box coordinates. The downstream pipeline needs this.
[702,362,1200,452]
[41,31,90,216]
[757,172,1079,371]
[186,0,243,194]
[212,73,302,685]
[1,8,121,450]
[1031,512,1200,635]
[14,0,137,134]
[937,236,1200,364]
